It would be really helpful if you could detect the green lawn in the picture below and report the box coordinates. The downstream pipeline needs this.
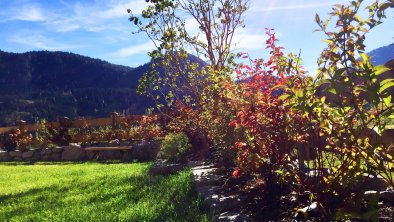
[0,162,210,222]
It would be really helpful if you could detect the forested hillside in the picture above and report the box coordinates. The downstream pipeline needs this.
[0,50,153,126]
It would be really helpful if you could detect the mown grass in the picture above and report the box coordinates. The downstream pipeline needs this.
[0,162,210,222]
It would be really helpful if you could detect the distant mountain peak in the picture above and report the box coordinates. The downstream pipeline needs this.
[368,43,394,65]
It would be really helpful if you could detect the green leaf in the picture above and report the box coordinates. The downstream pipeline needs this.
[354,14,362,22]
[334,68,347,78]
[272,84,286,90]
[327,87,337,95]
[383,95,392,107]
[315,14,321,24]
[321,96,327,104]
[322,39,333,44]
[379,79,394,93]
[360,53,369,63]
[373,65,391,76]
[315,79,330,87]
[379,2,392,11]
[294,88,304,97]
[278,94,290,100]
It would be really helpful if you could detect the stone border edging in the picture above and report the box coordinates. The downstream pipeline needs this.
[188,161,251,222]
[0,140,162,162]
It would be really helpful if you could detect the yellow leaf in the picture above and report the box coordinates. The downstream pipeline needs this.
[321,96,326,104]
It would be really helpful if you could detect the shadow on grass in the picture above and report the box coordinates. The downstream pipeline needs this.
[0,161,86,166]
[0,167,210,222]
[0,161,134,166]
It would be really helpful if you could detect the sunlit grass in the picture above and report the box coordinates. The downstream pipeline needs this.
[0,162,210,222]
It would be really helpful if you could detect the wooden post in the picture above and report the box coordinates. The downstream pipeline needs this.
[17,120,26,132]
[60,117,71,128]
[112,112,119,127]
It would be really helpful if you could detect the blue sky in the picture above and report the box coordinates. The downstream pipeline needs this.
[0,0,393,73]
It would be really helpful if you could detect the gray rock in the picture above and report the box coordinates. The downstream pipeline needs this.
[109,139,120,145]
[363,174,388,191]
[69,143,81,148]
[86,150,97,160]
[41,155,51,161]
[61,144,86,161]
[131,140,161,161]
[22,150,36,159]
[9,150,22,157]
[122,150,132,162]
[94,142,110,147]
[191,165,222,186]
[197,186,221,201]
[205,194,248,215]
[150,160,185,175]
[40,148,52,156]
[97,150,123,160]
[191,162,251,221]
[0,151,9,158]
[215,211,250,222]
[51,147,64,153]
[31,151,41,161]
[0,151,11,161]
[364,190,394,202]
[119,141,131,146]
[86,149,127,161]
[381,190,394,202]
[50,152,62,161]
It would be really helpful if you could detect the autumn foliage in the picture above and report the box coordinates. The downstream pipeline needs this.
[226,29,305,187]
[130,0,394,219]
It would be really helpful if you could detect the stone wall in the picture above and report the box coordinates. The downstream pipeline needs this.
[0,140,161,162]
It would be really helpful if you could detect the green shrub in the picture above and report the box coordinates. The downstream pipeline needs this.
[160,132,191,162]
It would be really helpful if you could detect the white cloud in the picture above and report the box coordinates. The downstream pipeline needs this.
[233,32,266,51]
[250,1,348,12]
[7,4,46,22]
[8,33,80,51]
[46,0,148,33]
[232,29,284,51]
[49,19,81,32]
[111,41,156,58]
[0,0,145,33]
[98,1,148,19]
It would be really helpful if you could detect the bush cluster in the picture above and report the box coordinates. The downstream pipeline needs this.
[0,116,166,151]
[134,0,394,220]
[159,132,191,163]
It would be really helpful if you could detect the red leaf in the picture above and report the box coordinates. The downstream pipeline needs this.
[232,168,242,177]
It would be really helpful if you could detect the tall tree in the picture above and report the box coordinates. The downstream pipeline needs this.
[128,0,249,109]
[128,0,249,155]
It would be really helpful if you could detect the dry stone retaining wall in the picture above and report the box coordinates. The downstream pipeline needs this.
[0,140,161,162]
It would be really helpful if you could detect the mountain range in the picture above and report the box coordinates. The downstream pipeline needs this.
[0,50,154,126]
[369,43,394,65]
[0,43,393,126]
